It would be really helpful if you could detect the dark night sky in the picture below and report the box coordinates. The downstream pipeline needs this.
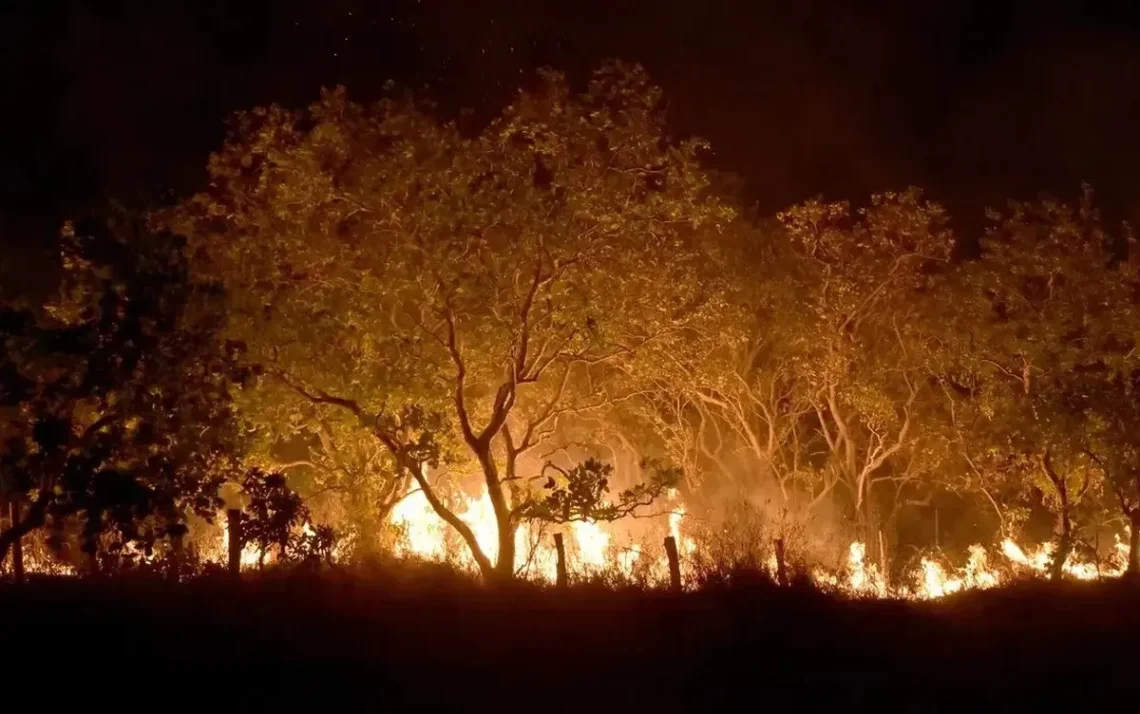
[3,0,1140,291]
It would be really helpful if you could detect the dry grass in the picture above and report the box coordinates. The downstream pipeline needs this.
[2,563,1137,709]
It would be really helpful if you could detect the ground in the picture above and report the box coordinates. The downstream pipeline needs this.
[3,567,1136,710]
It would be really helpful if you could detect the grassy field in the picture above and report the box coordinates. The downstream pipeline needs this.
[3,566,1136,710]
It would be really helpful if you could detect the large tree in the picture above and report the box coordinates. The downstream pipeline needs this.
[941,187,1140,579]
[0,217,247,573]
[775,190,954,546]
[171,62,728,581]
[639,217,814,512]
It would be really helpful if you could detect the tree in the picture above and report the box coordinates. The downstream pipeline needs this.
[0,216,248,573]
[775,190,954,546]
[1077,373,1140,575]
[238,380,406,555]
[942,186,1137,579]
[636,215,819,539]
[239,467,337,566]
[170,62,728,581]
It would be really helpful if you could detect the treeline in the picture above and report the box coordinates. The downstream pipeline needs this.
[2,61,1138,581]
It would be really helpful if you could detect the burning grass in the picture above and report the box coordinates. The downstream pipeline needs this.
[3,492,1134,601]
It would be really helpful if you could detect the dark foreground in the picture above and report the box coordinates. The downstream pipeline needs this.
[3,567,1137,711]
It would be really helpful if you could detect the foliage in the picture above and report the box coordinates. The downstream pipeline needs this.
[514,457,681,524]
[0,215,248,568]
[935,186,1140,576]
[168,61,723,579]
[49,61,1123,582]
[778,190,955,535]
[240,468,337,566]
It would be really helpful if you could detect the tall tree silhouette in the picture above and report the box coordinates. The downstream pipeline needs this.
[0,215,249,571]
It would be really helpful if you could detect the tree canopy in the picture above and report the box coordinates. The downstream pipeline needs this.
[171,62,729,580]
[68,62,1128,584]
[0,216,248,571]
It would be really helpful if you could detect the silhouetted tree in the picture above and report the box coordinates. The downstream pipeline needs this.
[514,457,681,524]
[0,215,249,572]
[240,468,305,567]
[238,467,336,566]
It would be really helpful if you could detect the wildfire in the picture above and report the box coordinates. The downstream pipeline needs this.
[813,534,1131,601]
[389,485,693,584]
[914,546,998,599]
[197,516,265,570]
[812,542,888,598]
[5,491,1132,600]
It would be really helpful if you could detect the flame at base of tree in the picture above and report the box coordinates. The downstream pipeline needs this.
[387,487,689,583]
[803,534,1131,600]
[4,498,1132,601]
[368,486,1137,598]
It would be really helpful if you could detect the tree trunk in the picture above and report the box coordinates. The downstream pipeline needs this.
[1050,511,1072,582]
[227,508,243,577]
[0,491,50,566]
[664,536,682,591]
[1042,453,1071,582]
[1128,510,1140,577]
[774,537,788,587]
[168,531,184,583]
[554,533,568,588]
[492,514,516,583]
[9,500,24,583]
[476,447,515,582]
[877,529,888,586]
[405,461,495,580]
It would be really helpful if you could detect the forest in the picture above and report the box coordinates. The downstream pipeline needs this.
[4,61,1140,587]
[1,61,1139,703]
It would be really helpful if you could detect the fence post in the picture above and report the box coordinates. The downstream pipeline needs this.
[877,530,888,585]
[9,500,24,584]
[663,536,682,592]
[774,537,788,586]
[227,508,243,577]
[553,532,568,588]
[169,530,184,583]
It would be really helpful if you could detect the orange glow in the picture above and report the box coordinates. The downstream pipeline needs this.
[6,501,1131,599]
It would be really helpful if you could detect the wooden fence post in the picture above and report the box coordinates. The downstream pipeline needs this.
[877,530,888,585]
[553,532,568,588]
[227,508,243,577]
[774,537,788,587]
[169,531,184,583]
[9,500,24,584]
[663,536,682,592]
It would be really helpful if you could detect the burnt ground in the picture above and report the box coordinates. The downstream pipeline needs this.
[2,567,1136,711]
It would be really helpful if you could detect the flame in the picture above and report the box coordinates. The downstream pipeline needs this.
[571,520,610,570]
[841,542,888,597]
[219,516,266,569]
[6,488,1132,599]
[387,484,1131,597]
[389,484,691,585]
